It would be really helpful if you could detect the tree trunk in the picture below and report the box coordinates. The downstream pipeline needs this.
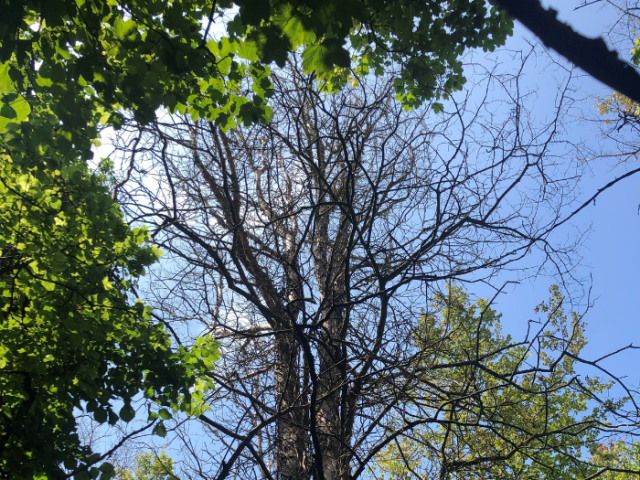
[275,333,309,480]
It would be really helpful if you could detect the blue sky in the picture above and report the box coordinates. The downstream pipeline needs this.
[478,0,640,394]
[90,1,640,468]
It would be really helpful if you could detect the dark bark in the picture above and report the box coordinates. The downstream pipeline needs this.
[493,0,640,102]
[110,60,640,480]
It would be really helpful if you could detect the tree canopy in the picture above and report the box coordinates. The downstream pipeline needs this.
[115,450,178,480]
[3,0,639,151]
[374,286,614,479]
[0,112,219,478]
[0,1,222,474]
[0,0,513,145]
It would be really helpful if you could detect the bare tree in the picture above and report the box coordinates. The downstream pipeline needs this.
[109,59,640,480]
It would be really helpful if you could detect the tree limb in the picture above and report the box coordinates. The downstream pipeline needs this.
[493,0,640,102]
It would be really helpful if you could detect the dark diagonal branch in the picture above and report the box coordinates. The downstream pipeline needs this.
[493,0,640,102]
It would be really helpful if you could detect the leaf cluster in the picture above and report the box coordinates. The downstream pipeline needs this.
[0,0,515,155]
[0,104,219,479]
[375,286,613,479]
[115,449,178,480]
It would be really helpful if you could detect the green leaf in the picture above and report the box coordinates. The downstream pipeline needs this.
[107,409,119,425]
[0,3,225,477]
[75,470,90,480]
[0,104,16,119]
[238,0,271,26]
[0,93,30,132]
[158,408,172,420]
[153,421,167,438]
[99,463,115,473]
[93,408,108,424]
[119,404,135,423]
[246,26,291,68]
[114,17,137,41]
[0,62,15,94]
[432,102,444,113]
[302,39,350,77]
[86,399,98,413]
[632,38,640,66]
[1,93,18,104]
[236,40,259,61]
[273,5,316,48]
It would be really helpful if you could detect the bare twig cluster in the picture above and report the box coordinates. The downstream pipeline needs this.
[108,60,640,480]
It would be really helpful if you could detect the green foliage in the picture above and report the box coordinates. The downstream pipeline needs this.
[239,0,513,107]
[115,450,178,480]
[0,3,223,477]
[596,14,640,127]
[631,38,640,66]
[597,91,640,120]
[589,441,640,478]
[0,103,219,479]
[0,0,513,155]
[0,0,273,158]
[0,1,514,477]
[374,286,612,479]
[591,7,640,130]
